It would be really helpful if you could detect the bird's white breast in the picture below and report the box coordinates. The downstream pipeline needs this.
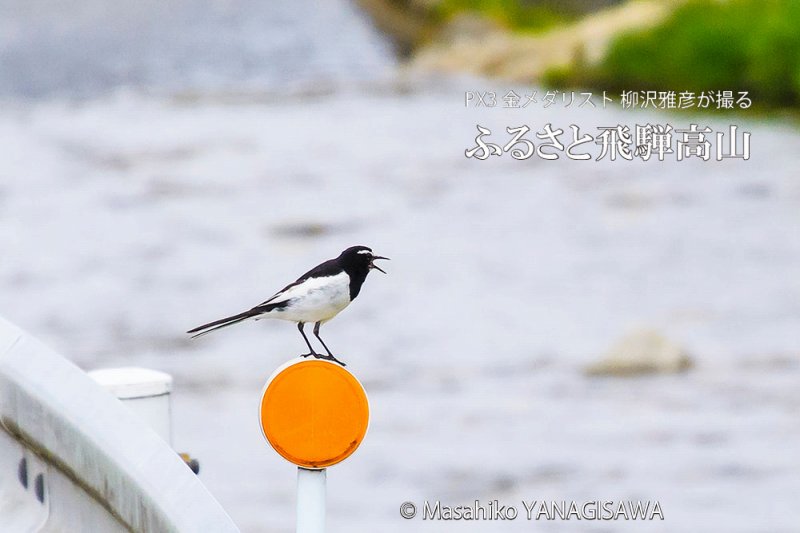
[268,272,352,323]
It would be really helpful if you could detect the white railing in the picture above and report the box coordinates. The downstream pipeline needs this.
[0,316,240,533]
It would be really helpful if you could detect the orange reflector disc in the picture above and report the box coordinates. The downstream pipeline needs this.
[259,359,369,469]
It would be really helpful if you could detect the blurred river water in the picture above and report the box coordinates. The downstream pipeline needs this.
[0,1,798,532]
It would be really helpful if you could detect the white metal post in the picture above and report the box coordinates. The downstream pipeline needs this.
[296,467,326,533]
[88,367,173,444]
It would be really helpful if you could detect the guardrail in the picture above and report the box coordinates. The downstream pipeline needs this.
[0,316,240,533]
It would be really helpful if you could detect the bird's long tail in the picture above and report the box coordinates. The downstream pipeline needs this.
[187,310,260,338]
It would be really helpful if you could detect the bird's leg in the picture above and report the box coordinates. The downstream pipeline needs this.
[297,322,317,358]
[313,322,334,357]
[313,321,346,366]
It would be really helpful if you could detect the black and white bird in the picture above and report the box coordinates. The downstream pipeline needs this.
[187,246,389,366]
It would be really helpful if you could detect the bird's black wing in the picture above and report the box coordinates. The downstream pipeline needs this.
[253,258,342,308]
[187,257,343,337]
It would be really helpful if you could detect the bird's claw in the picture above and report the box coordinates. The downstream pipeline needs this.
[313,353,346,367]
[300,352,345,366]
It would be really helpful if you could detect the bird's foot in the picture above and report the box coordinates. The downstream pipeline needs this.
[299,352,316,359]
[315,353,346,367]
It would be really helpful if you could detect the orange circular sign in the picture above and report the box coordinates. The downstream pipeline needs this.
[259,359,369,469]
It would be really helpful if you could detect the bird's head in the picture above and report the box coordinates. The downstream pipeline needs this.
[340,246,390,274]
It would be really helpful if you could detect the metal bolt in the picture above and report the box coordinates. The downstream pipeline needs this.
[34,473,45,504]
[18,458,28,489]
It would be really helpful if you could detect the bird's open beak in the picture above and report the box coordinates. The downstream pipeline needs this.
[370,255,390,274]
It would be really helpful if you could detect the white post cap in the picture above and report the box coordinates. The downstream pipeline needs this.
[88,367,173,399]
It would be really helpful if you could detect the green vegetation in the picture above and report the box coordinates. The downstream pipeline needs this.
[432,0,572,33]
[545,0,800,108]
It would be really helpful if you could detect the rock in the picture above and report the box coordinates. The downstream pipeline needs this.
[585,329,693,376]
[409,1,673,82]
[354,0,435,55]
